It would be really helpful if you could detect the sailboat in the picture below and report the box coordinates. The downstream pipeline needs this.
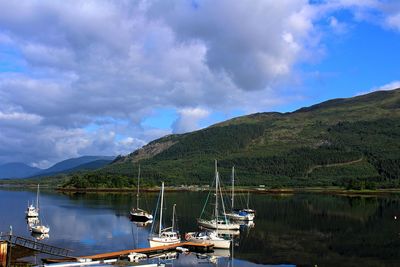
[25,184,39,217]
[240,191,256,217]
[130,165,153,222]
[148,182,180,247]
[31,224,50,234]
[197,161,240,230]
[224,167,255,221]
[30,185,50,234]
[185,229,231,249]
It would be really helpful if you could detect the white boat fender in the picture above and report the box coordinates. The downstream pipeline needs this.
[176,246,189,253]
[77,258,92,263]
[128,252,147,262]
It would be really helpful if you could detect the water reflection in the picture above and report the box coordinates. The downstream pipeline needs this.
[0,189,400,266]
[26,217,40,228]
[31,232,49,240]
[130,218,153,228]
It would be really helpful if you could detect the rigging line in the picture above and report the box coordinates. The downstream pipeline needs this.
[199,178,215,219]
[218,178,231,210]
[219,180,229,223]
[150,187,161,235]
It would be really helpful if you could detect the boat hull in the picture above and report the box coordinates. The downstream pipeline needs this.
[130,212,153,222]
[185,232,230,249]
[25,205,39,217]
[148,237,180,248]
[225,212,255,221]
[197,219,240,230]
[25,211,39,217]
[31,225,50,234]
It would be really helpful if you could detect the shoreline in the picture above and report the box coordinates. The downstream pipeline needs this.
[1,184,400,196]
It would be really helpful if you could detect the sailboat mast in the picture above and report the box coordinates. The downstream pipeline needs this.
[231,166,235,210]
[136,165,140,209]
[36,184,39,210]
[172,204,176,232]
[247,191,250,209]
[159,182,164,237]
[215,160,219,229]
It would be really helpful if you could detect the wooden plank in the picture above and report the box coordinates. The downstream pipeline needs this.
[44,242,214,262]
[0,242,7,267]
[81,242,213,260]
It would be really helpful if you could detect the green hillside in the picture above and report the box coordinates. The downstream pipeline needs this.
[64,88,400,189]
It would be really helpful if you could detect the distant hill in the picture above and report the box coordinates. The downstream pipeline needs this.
[0,156,115,179]
[0,163,41,179]
[37,156,115,176]
[32,156,115,178]
[62,88,400,189]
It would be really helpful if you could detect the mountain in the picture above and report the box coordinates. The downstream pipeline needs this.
[64,88,400,189]
[34,156,115,177]
[0,156,115,179]
[0,163,41,179]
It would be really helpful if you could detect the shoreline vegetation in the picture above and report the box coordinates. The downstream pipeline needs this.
[1,183,400,196]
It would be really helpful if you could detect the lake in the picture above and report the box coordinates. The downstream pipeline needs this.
[0,188,399,266]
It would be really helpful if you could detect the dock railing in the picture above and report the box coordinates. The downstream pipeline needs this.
[0,234,72,257]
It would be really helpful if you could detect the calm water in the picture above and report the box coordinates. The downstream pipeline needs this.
[0,189,400,266]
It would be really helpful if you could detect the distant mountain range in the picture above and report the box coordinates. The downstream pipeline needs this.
[0,156,115,179]
[0,163,41,179]
[64,88,400,189]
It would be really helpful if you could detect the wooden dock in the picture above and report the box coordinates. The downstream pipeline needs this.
[44,242,213,263]
[82,242,212,260]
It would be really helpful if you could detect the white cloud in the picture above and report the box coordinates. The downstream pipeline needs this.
[148,0,320,91]
[328,16,349,34]
[172,107,210,133]
[0,111,42,125]
[373,80,400,91]
[385,12,400,31]
[357,80,400,96]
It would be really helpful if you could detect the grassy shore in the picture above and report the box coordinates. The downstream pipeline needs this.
[2,183,400,196]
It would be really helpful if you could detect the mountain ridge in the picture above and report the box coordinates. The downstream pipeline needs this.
[0,163,41,179]
[49,88,400,189]
[0,156,115,179]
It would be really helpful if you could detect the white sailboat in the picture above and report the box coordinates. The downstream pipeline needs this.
[25,184,39,217]
[224,167,255,221]
[185,230,231,249]
[130,165,153,222]
[148,182,180,247]
[240,191,256,216]
[26,217,40,228]
[197,160,240,231]
[31,224,50,234]
[29,184,50,234]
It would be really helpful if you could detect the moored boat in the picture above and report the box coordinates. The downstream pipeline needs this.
[25,184,40,217]
[197,160,240,231]
[28,184,50,235]
[185,230,231,249]
[148,182,180,247]
[130,165,153,222]
[224,167,255,221]
[31,224,50,234]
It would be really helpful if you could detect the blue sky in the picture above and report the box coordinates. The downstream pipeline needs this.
[0,0,399,167]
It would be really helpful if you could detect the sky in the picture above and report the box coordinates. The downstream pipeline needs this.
[0,0,400,168]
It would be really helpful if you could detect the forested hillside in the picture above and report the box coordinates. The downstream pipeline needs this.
[63,89,400,189]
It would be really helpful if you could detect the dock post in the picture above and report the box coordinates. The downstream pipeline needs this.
[0,241,7,267]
